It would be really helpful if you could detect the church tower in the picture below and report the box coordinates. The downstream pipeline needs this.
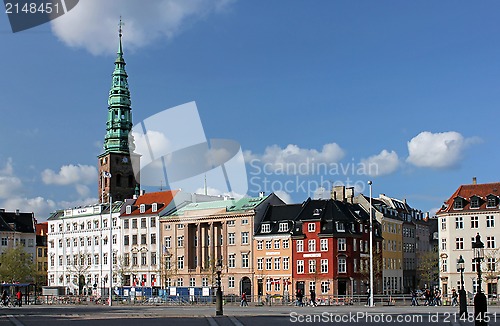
[98,20,140,203]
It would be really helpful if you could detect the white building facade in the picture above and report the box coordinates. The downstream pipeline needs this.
[437,180,500,298]
[47,203,122,295]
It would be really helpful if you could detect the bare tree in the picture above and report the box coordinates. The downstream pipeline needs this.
[67,253,91,296]
[416,251,439,290]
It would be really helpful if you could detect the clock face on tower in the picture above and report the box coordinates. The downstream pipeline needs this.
[122,157,129,163]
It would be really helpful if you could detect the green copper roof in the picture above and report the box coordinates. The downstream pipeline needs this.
[101,20,134,155]
[167,195,269,217]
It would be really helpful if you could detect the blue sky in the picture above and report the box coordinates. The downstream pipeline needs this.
[1,0,499,219]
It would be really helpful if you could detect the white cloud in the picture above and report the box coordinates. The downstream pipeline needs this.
[406,131,480,169]
[275,190,292,204]
[0,158,23,199]
[51,0,235,55]
[361,150,399,177]
[245,143,345,174]
[75,184,91,197]
[0,196,57,219]
[41,164,97,186]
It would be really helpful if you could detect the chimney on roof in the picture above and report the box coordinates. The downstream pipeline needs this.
[331,186,345,202]
[259,192,265,198]
[15,209,19,215]
[424,212,429,221]
[140,190,146,196]
[473,177,477,185]
[345,187,354,204]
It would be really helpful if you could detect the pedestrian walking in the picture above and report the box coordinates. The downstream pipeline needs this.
[240,292,248,306]
[296,289,304,307]
[451,289,458,306]
[411,290,419,306]
[16,290,22,307]
[310,289,316,307]
[365,288,370,306]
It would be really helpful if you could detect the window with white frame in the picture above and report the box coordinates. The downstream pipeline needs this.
[283,239,289,249]
[487,197,497,208]
[177,278,184,287]
[337,222,345,232]
[441,218,446,230]
[471,197,480,208]
[338,257,346,273]
[487,236,496,249]
[202,277,208,286]
[308,239,316,252]
[441,258,447,272]
[227,220,235,226]
[242,253,249,268]
[338,238,346,251]
[266,240,272,249]
[308,259,316,273]
[257,258,263,270]
[274,240,280,249]
[228,276,235,288]
[261,224,271,233]
[283,257,289,270]
[297,260,304,274]
[471,216,479,229]
[320,239,328,251]
[308,223,315,232]
[296,240,304,252]
[241,232,249,244]
[321,259,328,273]
[487,258,496,272]
[177,236,184,247]
[274,257,280,270]
[266,257,272,270]
[228,254,236,268]
[441,239,447,251]
[189,277,195,287]
[257,240,263,250]
[140,204,145,213]
[177,256,184,269]
[228,233,235,245]
[455,216,464,229]
[321,281,329,294]
[152,203,158,212]
[242,219,248,225]
[279,222,288,232]
[455,238,464,250]
[266,278,272,292]
[487,215,495,228]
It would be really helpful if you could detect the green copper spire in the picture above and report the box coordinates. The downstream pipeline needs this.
[102,18,133,154]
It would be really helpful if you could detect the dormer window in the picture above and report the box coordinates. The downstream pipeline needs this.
[261,224,271,233]
[453,198,463,210]
[337,222,345,232]
[308,223,315,232]
[470,197,480,209]
[140,204,146,213]
[126,205,131,214]
[487,196,497,208]
[152,203,158,212]
[313,209,322,216]
[278,222,289,232]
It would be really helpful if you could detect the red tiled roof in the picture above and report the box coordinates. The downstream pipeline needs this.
[437,182,500,214]
[126,190,178,216]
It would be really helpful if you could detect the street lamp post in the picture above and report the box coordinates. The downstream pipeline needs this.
[108,195,113,307]
[215,259,223,316]
[473,233,487,326]
[457,255,467,318]
[368,180,374,307]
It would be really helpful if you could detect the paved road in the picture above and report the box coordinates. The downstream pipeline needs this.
[0,304,498,325]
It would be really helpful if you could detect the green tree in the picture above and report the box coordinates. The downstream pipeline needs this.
[0,246,36,283]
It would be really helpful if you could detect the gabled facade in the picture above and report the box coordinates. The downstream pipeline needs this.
[253,204,302,301]
[291,198,383,301]
[437,180,500,298]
